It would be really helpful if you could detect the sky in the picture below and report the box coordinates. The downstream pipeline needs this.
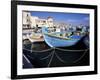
[30,11,89,26]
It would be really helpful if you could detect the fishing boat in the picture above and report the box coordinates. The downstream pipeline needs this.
[27,33,44,43]
[42,27,85,47]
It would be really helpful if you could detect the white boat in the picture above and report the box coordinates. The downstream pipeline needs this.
[27,33,44,43]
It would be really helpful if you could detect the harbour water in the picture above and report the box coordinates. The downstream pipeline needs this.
[23,37,89,68]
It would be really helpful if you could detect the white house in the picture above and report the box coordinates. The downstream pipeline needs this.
[22,11,31,28]
[22,11,54,28]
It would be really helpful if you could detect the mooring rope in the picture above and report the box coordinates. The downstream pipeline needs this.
[23,48,53,53]
[55,52,66,63]
[73,49,89,63]
[55,47,89,52]
[47,49,55,67]
[40,52,53,60]
[23,46,89,66]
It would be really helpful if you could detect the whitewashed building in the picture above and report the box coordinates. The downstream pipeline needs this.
[22,11,54,28]
[22,11,31,28]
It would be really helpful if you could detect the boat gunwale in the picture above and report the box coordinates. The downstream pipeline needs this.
[43,33,82,40]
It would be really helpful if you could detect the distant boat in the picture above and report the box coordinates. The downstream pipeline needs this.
[83,35,89,48]
[42,27,85,47]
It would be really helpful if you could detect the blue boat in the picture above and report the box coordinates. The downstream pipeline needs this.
[42,27,84,47]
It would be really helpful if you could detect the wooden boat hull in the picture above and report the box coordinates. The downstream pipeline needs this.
[43,33,81,47]
[42,27,84,47]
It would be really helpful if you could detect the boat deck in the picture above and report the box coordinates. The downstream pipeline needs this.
[28,37,44,43]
